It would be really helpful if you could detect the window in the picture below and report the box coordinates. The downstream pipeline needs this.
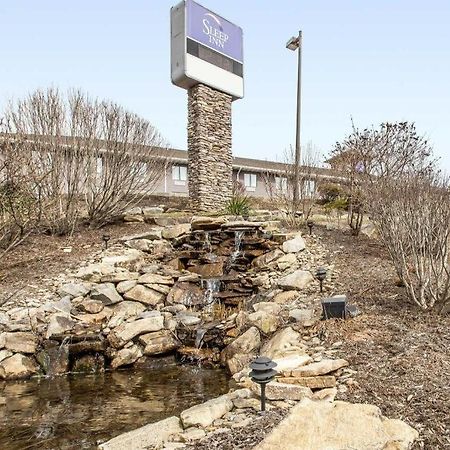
[172,165,187,185]
[136,162,148,181]
[275,176,288,193]
[303,180,316,198]
[244,173,257,191]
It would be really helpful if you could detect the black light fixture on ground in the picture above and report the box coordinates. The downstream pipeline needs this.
[316,267,327,293]
[286,31,303,208]
[102,234,111,250]
[249,356,278,412]
[307,220,314,235]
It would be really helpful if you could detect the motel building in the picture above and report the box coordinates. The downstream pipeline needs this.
[152,147,340,199]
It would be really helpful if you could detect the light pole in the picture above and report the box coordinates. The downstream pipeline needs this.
[286,31,303,209]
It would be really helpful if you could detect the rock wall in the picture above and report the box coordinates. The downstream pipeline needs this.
[187,84,233,211]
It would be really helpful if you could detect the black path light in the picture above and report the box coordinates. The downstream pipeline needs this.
[249,356,278,412]
[316,267,327,293]
[102,234,111,250]
[307,220,314,235]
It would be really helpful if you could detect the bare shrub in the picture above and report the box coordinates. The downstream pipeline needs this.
[263,142,320,226]
[1,88,168,239]
[330,121,435,235]
[371,173,450,312]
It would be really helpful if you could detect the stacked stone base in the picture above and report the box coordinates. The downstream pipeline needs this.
[188,84,233,211]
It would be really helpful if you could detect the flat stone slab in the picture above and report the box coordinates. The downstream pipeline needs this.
[281,375,337,389]
[255,399,419,450]
[291,359,349,377]
[180,394,233,428]
[99,416,182,450]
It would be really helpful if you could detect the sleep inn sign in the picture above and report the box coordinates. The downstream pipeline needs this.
[171,0,244,99]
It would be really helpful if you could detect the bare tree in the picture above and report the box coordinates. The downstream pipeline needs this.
[1,88,169,237]
[263,142,321,226]
[330,121,435,235]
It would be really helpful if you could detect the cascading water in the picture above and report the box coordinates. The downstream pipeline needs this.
[225,230,245,272]
[202,278,221,307]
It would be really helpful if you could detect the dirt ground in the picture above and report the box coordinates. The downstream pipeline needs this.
[319,227,450,450]
[0,221,151,306]
[1,222,449,449]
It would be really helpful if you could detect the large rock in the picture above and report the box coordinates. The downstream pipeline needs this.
[291,359,349,377]
[273,290,299,304]
[255,399,419,450]
[99,416,183,450]
[273,354,312,375]
[276,253,298,270]
[108,315,164,348]
[162,223,191,240]
[4,332,37,354]
[107,301,147,328]
[111,344,143,369]
[180,395,233,428]
[278,270,314,290]
[139,330,179,355]
[251,381,312,401]
[261,327,307,359]
[102,249,144,270]
[79,299,104,314]
[282,376,336,389]
[90,283,123,305]
[253,302,281,316]
[138,273,174,285]
[0,349,13,362]
[167,282,204,306]
[101,271,139,283]
[58,282,90,298]
[0,354,39,380]
[46,314,76,339]
[0,333,5,349]
[247,311,279,334]
[191,216,225,231]
[119,229,163,241]
[252,249,284,268]
[221,327,261,374]
[282,234,306,253]
[123,285,166,306]
[116,280,138,294]
[36,344,70,376]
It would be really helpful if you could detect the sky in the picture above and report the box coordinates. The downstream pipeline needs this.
[1,1,449,169]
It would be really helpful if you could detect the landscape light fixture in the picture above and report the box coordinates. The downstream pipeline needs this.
[249,356,278,412]
[307,220,314,235]
[316,267,327,293]
[102,234,111,250]
[286,30,303,207]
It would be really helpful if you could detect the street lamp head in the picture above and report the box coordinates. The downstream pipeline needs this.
[286,36,299,51]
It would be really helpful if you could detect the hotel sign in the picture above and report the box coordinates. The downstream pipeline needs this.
[171,0,244,99]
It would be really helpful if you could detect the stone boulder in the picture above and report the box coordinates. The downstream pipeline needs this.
[111,344,143,369]
[139,330,179,355]
[255,399,419,450]
[123,285,165,306]
[108,315,164,348]
[221,326,261,374]
[90,283,123,305]
[253,302,281,316]
[273,290,299,304]
[276,253,298,271]
[3,332,37,354]
[273,354,313,375]
[162,223,191,240]
[0,354,39,380]
[180,394,233,428]
[138,273,174,285]
[102,249,144,270]
[79,299,104,314]
[58,282,90,298]
[291,359,349,377]
[247,311,279,334]
[191,216,225,231]
[166,282,204,306]
[282,234,306,253]
[251,381,312,401]
[107,301,146,328]
[278,270,314,290]
[261,327,307,360]
[252,249,284,269]
[99,416,183,450]
[46,314,76,339]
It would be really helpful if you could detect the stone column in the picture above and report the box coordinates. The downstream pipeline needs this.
[187,83,233,211]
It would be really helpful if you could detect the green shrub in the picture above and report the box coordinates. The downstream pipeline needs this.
[226,182,251,216]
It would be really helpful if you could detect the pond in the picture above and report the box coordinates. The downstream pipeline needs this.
[0,364,230,450]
